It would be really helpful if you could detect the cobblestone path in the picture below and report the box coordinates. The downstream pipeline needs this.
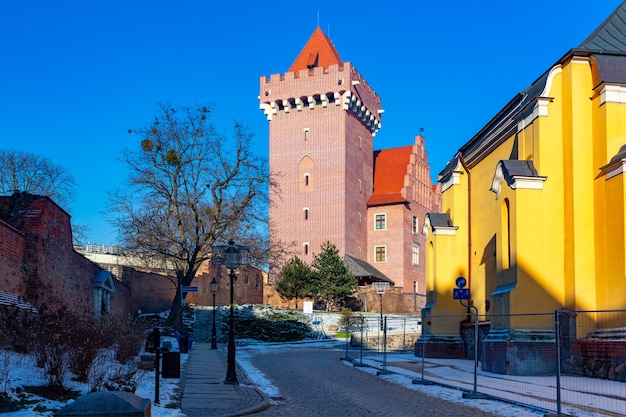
[246,345,501,417]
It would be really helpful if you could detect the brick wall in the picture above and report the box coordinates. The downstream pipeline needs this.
[0,220,25,295]
[0,193,132,316]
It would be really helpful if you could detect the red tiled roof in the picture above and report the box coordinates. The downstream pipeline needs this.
[368,146,412,206]
[289,27,343,72]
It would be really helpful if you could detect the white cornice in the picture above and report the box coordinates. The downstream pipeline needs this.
[541,65,563,97]
[510,176,547,190]
[517,97,552,131]
[599,84,626,105]
[441,160,463,192]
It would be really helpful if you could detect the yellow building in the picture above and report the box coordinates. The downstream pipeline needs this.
[422,2,626,370]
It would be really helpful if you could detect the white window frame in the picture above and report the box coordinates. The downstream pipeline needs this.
[412,215,419,235]
[412,241,419,266]
[375,213,386,230]
[375,245,386,262]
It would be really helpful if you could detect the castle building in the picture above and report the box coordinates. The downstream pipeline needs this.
[260,28,440,306]
[422,2,626,371]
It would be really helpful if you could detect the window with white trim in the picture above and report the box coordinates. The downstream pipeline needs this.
[375,246,386,262]
[303,242,309,255]
[412,242,420,266]
[304,128,310,141]
[375,213,386,230]
[412,215,419,235]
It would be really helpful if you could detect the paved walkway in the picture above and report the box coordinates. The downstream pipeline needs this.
[181,342,269,417]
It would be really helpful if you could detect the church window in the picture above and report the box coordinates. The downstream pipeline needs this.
[375,213,386,230]
[413,215,419,234]
[375,246,386,262]
[304,174,310,186]
[501,199,511,269]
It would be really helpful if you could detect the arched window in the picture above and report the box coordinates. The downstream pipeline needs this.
[501,198,511,270]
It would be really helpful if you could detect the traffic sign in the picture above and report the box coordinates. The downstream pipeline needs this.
[453,288,470,300]
[181,286,198,293]
[455,277,467,288]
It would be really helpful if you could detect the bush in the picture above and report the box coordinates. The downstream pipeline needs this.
[229,306,312,342]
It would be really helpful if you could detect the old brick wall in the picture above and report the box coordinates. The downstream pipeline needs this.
[0,194,133,316]
[186,265,264,307]
[0,220,26,296]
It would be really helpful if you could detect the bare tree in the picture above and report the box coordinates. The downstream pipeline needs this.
[0,150,76,207]
[109,103,272,328]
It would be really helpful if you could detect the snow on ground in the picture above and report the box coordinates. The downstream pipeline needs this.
[1,338,187,417]
[3,338,622,417]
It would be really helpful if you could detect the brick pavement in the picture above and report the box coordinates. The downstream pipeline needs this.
[180,342,269,417]
[245,346,501,417]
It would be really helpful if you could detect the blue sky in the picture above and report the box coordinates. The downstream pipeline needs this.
[1,1,622,245]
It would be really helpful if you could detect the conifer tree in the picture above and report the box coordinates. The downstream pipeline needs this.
[275,256,316,309]
[311,241,358,311]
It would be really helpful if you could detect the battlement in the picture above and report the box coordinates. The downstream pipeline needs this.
[260,62,383,135]
[261,63,380,103]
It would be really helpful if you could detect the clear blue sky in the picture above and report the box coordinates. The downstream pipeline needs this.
[1,1,622,245]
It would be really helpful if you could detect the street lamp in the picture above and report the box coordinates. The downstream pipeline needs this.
[211,240,250,385]
[210,278,218,350]
[372,282,390,331]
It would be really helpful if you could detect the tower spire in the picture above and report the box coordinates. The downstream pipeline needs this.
[288,27,343,72]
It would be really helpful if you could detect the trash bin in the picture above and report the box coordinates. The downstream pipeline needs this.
[179,335,188,353]
[161,351,180,378]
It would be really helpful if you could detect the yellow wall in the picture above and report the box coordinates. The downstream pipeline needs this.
[427,53,626,335]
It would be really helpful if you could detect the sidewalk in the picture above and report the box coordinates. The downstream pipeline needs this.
[181,342,269,417]
[353,351,626,416]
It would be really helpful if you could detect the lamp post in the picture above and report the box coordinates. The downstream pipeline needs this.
[211,240,250,385]
[372,282,390,331]
[210,278,218,350]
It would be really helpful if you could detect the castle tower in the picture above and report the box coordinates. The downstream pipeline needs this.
[260,28,383,278]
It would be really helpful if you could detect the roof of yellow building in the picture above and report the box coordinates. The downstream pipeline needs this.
[288,27,343,72]
[579,1,626,52]
[368,145,412,207]
[440,1,626,176]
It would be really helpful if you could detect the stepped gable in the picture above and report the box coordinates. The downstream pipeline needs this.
[368,145,412,206]
[578,1,626,53]
[289,27,343,72]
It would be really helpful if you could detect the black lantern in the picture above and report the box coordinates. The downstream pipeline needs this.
[210,240,250,384]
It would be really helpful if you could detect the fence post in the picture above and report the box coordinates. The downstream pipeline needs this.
[461,305,488,399]
[377,316,392,375]
[554,309,562,416]
[354,316,365,367]
[413,320,433,385]
[341,316,351,361]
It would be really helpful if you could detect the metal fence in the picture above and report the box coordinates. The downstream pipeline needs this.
[408,309,626,416]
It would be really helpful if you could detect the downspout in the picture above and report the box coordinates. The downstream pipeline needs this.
[458,153,473,328]
[458,153,471,290]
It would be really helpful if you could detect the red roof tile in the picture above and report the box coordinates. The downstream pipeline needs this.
[368,146,412,206]
[289,27,343,72]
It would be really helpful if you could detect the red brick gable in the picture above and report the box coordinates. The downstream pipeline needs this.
[288,27,343,72]
[368,145,412,206]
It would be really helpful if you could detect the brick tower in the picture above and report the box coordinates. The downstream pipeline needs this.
[260,27,382,279]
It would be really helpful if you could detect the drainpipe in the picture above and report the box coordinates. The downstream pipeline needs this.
[458,153,473,326]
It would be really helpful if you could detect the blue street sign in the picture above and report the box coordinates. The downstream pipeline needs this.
[181,286,198,293]
[453,288,470,300]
